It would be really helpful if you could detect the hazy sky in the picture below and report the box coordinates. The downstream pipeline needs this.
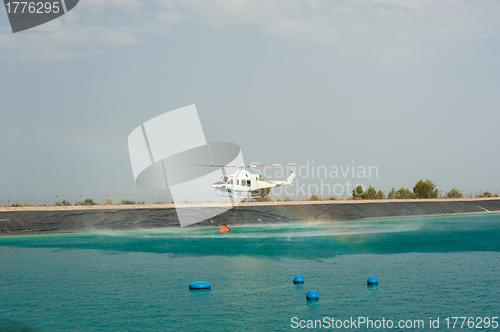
[1,0,499,204]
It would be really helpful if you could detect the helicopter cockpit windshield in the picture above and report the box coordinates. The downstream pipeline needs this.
[214,176,229,185]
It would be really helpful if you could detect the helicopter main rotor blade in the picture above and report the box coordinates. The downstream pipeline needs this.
[190,164,243,168]
[247,163,297,168]
[190,163,297,168]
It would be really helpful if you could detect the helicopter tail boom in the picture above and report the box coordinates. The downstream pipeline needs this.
[257,167,296,189]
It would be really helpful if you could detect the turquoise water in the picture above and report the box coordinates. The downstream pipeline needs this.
[1,215,500,331]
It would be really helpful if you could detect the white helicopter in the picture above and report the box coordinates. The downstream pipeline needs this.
[203,163,296,198]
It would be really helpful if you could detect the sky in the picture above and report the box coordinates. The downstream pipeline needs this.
[1,0,500,205]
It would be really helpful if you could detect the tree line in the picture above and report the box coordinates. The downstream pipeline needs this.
[352,179,498,200]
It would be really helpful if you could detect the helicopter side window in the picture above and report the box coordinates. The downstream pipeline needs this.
[237,180,240,185]
[214,176,228,185]
[229,178,233,185]
[241,180,246,186]
[247,180,251,187]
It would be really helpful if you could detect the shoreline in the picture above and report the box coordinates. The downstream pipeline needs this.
[1,197,499,212]
[1,198,500,236]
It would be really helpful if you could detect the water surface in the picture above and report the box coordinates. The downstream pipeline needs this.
[1,215,500,331]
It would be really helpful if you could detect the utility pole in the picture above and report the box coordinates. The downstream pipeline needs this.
[54,195,58,205]
[8,196,11,206]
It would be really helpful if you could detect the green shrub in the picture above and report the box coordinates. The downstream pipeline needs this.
[352,185,365,199]
[446,188,463,198]
[365,186,377,199]
[308,194,321,201]
[413,179,438,198]
[352,185,384,199]
[82,198,96,206]
[395,187,414,199]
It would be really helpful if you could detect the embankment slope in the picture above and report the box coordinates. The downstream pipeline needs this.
[1,198,499,235]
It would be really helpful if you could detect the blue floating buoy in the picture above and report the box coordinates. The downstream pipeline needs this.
[306,290,319,300]
[367,276,379,285]
[189,281,211,289]
[293,275,304,283]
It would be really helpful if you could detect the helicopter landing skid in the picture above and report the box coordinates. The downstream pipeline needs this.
[214,191,258,199]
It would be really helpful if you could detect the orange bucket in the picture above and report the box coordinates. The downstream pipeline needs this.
[218,225,230,233]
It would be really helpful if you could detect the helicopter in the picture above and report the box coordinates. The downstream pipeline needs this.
[200,163,296,198]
